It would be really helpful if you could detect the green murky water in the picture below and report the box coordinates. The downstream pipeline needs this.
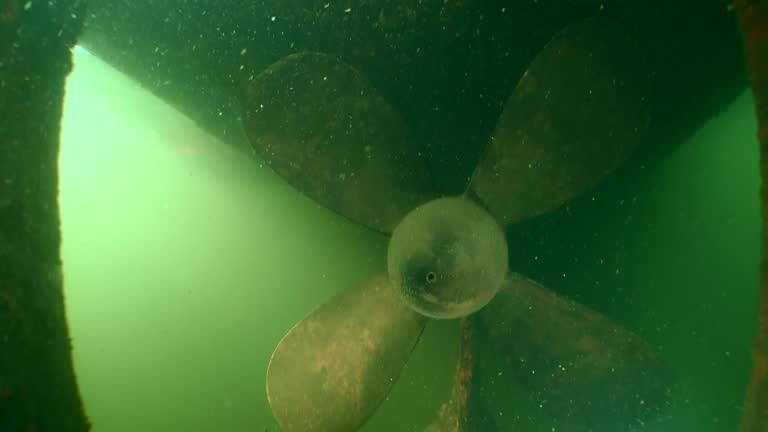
[59,31,759,432]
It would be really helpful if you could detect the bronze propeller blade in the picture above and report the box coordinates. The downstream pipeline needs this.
[266,273,428,432]
[242,52,435,233]
[425,273,671,431]
[469,16,650,225]
[464,273,671,430]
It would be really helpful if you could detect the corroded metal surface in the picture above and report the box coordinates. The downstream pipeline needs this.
[266,273,427,432]
[469,16,650,225]
[424,319,473,432]
[469,273,671,430]
[243,52,434,233]
[734,1,768,430]
[424,318,498,432]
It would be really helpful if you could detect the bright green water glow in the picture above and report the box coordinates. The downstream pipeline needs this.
[623,90,761,430]
[60,48,458,432]
[511,89,760,431]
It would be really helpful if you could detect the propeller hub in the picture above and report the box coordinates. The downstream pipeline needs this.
[387,196,508,319]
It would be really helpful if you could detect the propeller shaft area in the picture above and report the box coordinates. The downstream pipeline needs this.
[387,196,508,319]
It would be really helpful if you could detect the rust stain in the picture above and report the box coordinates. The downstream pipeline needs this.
[734,1,768,430]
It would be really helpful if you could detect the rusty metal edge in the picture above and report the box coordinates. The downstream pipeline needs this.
[736,1,768,430]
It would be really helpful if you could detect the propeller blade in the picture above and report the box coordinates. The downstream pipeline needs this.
[242,52,435,233]
[467,273,672,431]
[266,273,428,432]
[469,16,650,225]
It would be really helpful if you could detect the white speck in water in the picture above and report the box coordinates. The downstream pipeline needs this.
[240,48,247,55]
[24,1,32,11]
[344,7,351,12]
[271,16,276,21]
